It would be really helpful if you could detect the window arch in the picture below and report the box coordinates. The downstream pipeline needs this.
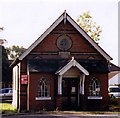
[38,78,50,97]
[89,78,101,96]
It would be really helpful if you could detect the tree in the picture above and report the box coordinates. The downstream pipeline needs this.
[2,46,12,87]
[77,11,102,42]
[0,27,12,88]
[6,45,26,60]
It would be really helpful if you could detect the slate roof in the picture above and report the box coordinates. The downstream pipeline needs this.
[28,59,109,73]
[108,63,120,72]
[55,57,89,75]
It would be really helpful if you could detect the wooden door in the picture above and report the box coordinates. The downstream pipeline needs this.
[62,78,78,110]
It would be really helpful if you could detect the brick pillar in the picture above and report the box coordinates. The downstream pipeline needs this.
[56,95,62,110]
[19,85,27,111]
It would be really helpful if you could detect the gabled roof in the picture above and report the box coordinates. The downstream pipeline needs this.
[108,63,120,72]
[108,62,120,79]
[55,57,89,76]
[18,11,112,61]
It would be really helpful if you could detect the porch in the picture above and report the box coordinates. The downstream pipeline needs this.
[55,57,89,110]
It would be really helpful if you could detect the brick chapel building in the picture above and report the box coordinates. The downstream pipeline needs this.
[11,11,119,111]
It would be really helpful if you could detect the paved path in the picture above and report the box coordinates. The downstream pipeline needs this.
[2,114,119,118]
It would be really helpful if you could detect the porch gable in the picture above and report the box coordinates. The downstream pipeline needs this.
[55,57,89,76]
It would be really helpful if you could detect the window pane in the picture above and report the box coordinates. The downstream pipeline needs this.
[38,78,50,97]
[89,78,100,96]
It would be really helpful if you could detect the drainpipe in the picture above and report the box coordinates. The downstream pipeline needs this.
[27,63,29,111]
[17,65,19,111]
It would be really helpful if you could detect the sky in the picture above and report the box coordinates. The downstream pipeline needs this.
[0,0,119,66]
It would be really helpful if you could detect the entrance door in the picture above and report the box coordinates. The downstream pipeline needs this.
[62,78,79,110]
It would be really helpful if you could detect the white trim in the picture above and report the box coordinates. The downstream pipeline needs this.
[63,10,67,24]
[87,96,103,99]
[35,97,51,100]
[58,61,72,75]
[18,11,112,61]
[82,74,85,94]
[75,61,89,75]
[58,75,62,95]
[79,76,82,94]
[55,57,89,76]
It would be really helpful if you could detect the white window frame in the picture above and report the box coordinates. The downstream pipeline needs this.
[89,78,101,96]
[88,96,103,99]
[36,78,51,100]
[35,97,51,100]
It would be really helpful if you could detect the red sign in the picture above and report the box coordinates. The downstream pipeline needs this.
[21,75,28,84]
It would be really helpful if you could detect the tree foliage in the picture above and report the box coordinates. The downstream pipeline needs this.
[0,27,12,87]
[77,11,102,42]
[2,46,11,86]
[6,45,26,60]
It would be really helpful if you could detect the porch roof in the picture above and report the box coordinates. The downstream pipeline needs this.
[55,57,89,75]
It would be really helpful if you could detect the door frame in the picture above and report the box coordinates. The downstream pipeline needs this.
[61,77,79,110]
[57,73,86,110]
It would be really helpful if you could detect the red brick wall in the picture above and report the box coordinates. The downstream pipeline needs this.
[28,73,55,110]
[56,95,63,110]
[32,21,98,54]
[85,73,109,109]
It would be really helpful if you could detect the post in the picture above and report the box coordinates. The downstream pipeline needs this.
[82,74,85,94]
[78,76,81,107]
[79,75,82,94]
[58,75,62,95]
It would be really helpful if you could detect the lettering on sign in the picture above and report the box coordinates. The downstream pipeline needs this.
[21,75,28,84]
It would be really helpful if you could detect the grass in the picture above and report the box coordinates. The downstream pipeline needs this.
[0,102,17,115]
[109,97,120,112]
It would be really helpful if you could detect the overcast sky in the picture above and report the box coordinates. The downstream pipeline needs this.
[0,0,119,65]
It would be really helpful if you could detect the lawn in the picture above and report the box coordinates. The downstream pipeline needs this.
[0,102,17,115]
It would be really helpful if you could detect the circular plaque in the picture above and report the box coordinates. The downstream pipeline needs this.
[57,35,72,51]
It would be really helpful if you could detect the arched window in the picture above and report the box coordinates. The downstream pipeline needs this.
[38,78,50,97]
[89,78,100,96]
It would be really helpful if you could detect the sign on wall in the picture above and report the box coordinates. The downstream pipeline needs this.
[21,75,28,84]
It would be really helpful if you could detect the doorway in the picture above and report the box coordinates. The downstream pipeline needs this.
[62,78,79,110]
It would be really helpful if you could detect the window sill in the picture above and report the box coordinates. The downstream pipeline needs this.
[35,97,51,100]
[87,96,103,99]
